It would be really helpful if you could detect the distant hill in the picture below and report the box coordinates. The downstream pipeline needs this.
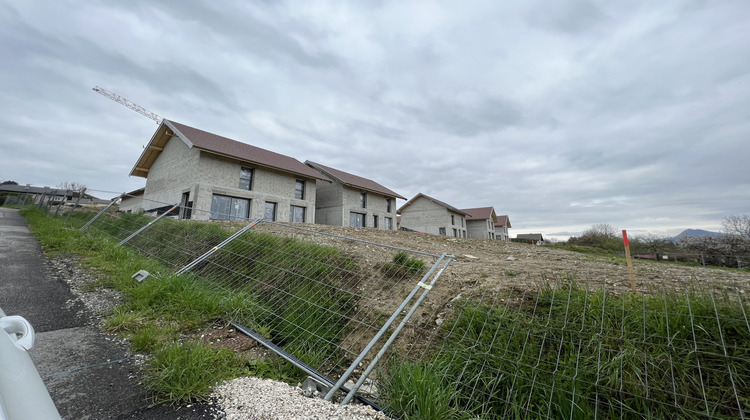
[673,229,723,241]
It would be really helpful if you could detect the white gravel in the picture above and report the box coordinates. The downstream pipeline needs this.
[213,377,388,420]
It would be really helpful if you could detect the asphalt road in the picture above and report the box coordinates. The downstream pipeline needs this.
[0,207,216,419]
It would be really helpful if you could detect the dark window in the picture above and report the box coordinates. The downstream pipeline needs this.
[439,227,446,236]
[290,205,305,223]
[386,198,392,213]
[295,180,305,199]
[385,217,393,230]
[239,167,253,190]
[453,228,457,237]
[264,202,277,221]
[373,215,379,229]
[180,192,192,219]
[349,212,365,227]
[210,195,249,221]
[360,192,367,209]
[461,218,464,227]
[451,215,455,225]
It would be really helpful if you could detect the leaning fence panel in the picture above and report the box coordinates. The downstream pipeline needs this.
[183,219,449,391]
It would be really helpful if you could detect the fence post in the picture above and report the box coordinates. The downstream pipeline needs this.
[65,188,86,221]
[340,254,455,405]
[324,253,450,402]
[45,190,57,213]
[37,189,48,209]
[116,203,179,247]
[80,193,122,231]
[54,190,70,216]
[622,230,637,293]
[176,218,263,274]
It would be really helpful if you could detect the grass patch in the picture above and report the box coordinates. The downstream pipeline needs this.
[380,251,427,279]
[381,361,469,420]
[145,341,247,403]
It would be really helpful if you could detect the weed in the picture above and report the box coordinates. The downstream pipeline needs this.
[380,251,427,279]
[145,341,247,403]
[381,361,469,420]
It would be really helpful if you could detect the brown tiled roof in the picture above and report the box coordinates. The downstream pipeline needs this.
[130,120,326,180]
[495,215,511,228]
[397,193,469,215]
[461,207,497,222]
[305,161,406,199]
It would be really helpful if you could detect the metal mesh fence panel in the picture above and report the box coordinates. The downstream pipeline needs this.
[75,195,452,400]
[397,275,750,419]
[68,194,750,417]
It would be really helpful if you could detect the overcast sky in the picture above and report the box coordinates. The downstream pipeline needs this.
[1,1,748,240]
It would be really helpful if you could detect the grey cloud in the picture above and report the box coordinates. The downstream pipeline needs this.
[403,95,524,137]
[110,0,343,71]
[527,0,606,34]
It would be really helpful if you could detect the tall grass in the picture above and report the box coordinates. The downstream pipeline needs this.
[21,208,364,400]
[382,282,750,419]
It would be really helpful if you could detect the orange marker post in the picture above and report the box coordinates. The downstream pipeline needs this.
[622,230,637,292]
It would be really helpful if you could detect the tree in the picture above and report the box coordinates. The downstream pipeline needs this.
[586,223,618,239]
[56,181,87,192]
[567,223,621,251]
[1,180,19,185]
[722,215,750,238]
[632,233,674,260]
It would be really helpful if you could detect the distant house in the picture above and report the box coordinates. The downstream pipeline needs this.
[516,233,545,245]
[460,207,499,240]
[119,187,145,213]
[398,193,469,238]
[130,120,326,222]
[494,215,511,241]
[0,184,106,206]
[305,161,405,230]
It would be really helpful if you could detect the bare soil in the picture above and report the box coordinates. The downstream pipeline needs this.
[244,222,750,365]
[253,222,750,296]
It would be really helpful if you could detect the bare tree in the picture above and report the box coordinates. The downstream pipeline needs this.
[585,223,618,239]
[632,233,673,260]
[722,215,750,238]
[568,223,620,251]
[56,181,87,192]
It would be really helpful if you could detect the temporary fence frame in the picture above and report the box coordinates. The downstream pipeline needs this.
[73,195,456,407]
[61,193,750,418]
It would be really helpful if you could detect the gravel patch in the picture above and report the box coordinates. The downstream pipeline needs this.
[49,255,122,323]
[213,377,388,420]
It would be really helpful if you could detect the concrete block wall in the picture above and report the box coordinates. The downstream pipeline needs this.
[467,219,495,239]
[313,181,398,229]
[191,153,316,222]
[142,137,316,222]
[495,226,509,240]
[314,182,344,225]
[142,136,201,209]
[399,197,466,237]
[339,186,397,229]
[119,195,143,213]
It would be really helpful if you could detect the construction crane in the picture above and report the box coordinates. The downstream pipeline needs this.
[92,86,163,124]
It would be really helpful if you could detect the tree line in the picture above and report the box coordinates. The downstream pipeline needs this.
[565,216,750,268]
